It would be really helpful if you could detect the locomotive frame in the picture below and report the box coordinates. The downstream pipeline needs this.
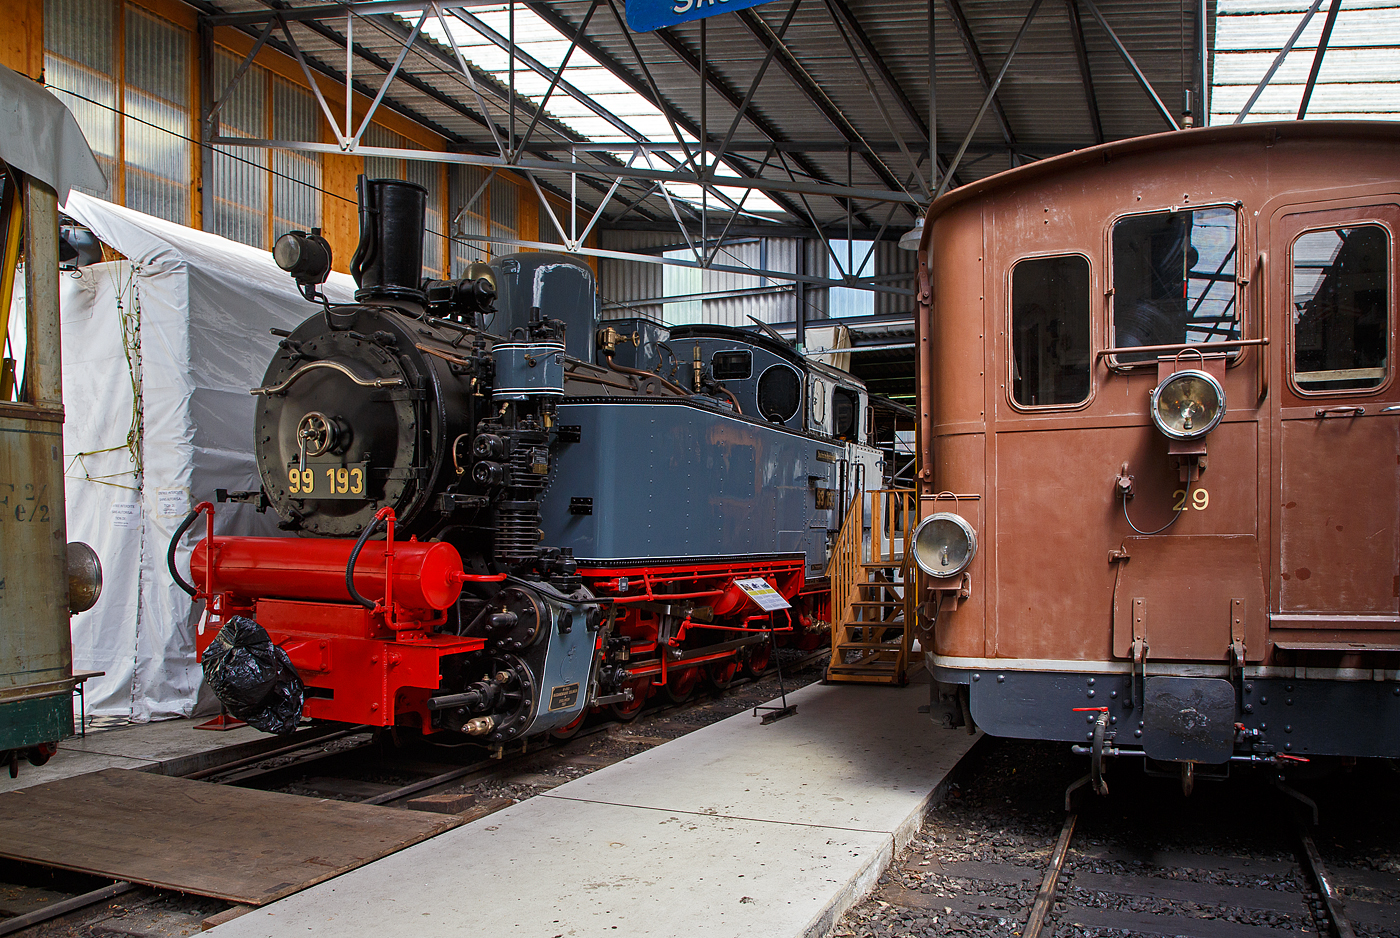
[911,121,1399,777]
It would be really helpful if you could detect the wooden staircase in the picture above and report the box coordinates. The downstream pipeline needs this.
[825,488,917,684]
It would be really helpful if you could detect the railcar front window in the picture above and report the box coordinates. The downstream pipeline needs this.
[1011,255,1091,407]
[1291,225,1389,392]
[1112,207,1240,362]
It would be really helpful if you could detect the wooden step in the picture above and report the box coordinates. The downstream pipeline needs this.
[850,600,902,607]
[837,640,905,650]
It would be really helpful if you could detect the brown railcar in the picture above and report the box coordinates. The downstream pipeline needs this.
[910,122,1399,773]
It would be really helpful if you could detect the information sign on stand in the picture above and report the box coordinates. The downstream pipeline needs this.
[734,577,791,612]
[626,0,776,33]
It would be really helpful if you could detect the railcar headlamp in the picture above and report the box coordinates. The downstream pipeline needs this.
[909,513,977,579]
[67,541,103,614]
[1149,369,1225,441]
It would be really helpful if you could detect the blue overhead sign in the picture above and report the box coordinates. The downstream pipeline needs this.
[626,0,775,32]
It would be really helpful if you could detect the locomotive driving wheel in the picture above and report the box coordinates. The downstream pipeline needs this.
[609,678,650,721]
[742,641,772,678]
[663,664,702,703]
[548,710,586,741]
[705,659,740,692]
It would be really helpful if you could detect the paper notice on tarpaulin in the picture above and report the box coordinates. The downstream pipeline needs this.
[110,501,141,529]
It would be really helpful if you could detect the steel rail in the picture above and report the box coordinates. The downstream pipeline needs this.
[0,881,138,936]
[1023,811,1078,938]
[1297,822,1358,938]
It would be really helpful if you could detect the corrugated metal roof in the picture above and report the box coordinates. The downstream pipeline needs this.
[199,0,1217,231]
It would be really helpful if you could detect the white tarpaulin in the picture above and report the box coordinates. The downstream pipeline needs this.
[60,194,354,720]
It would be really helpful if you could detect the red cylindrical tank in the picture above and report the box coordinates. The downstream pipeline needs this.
[191,536,464,613]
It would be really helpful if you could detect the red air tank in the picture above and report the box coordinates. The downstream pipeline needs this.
[190,536,464,614]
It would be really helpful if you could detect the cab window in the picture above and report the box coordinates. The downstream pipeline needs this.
[1011,254,1090,407]
[832,387,859,441]
[1112,207,1240,362]
[1291,225,1389,393]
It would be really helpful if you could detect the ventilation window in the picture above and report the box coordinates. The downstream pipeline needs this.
[757,365,801,422]
[1111,207,1240,362]
[1011,255,1091,406]
[712,350,751,380]
[1292,224,1389,392]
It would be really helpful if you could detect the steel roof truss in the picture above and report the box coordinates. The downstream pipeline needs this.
[207,17,276,129]
[1064,0,1104,145]
[1079,0,1180,130]
[941,0,1018,149]
[1230,0,1326,124]
[512,0,602,159]
[935,0,1046,201]
[710,0,802,184]
[705,147,778,266]
[820,0,931,201]
[429,1,507,157]
[735,7,909,206]
[1297,0,1342,120]
[460,233,916,295]
[351,10,428,148]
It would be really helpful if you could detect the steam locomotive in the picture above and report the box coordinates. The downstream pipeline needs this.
[176,177,881,745]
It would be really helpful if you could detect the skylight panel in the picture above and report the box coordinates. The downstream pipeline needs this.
[406,6,784,223]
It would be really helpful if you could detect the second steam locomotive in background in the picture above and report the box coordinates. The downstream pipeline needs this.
[177,176,883,745]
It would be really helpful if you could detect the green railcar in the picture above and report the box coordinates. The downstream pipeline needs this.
[0,62,105,777]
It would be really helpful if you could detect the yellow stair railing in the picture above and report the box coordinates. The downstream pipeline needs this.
[825,487,917,684]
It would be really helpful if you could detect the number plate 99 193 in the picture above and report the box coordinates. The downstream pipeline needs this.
[287,461,368,499]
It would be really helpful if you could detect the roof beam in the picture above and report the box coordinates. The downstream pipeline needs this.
[1064,0,1104,144]
[523,0,816,223]
[358,11,668,221]
[734,7,910,206]
[822,0,956,187]
[942,0,1019,150]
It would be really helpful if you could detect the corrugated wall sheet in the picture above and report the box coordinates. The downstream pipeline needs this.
[599,232,918,327]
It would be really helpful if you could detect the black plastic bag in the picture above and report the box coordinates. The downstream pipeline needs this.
[201,616,305,735]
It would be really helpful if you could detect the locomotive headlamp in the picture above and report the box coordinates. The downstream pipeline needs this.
[909,513,977,579]
[273,229,332,286]
[1149,369,1225,441]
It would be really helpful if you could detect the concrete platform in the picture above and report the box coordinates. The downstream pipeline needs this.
[210,674,980,938]
[0,717,286,793]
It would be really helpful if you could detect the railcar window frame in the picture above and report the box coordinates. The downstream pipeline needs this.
[1286,219,1393,398]
[1106,203,1244,368]
[1006,251,1094,411]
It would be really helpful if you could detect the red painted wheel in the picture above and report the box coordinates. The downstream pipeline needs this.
[742,641,772,678]
[705,659,740,692]
[610,678,650,721]
[548,710,586,741]
[663,664,701,703]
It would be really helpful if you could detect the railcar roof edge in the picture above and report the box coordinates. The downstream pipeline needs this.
[923,120,1400,226]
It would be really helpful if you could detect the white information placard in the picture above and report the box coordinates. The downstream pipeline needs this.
[734,577,791,612]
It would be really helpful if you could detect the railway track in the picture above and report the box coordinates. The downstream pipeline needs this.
[0,649,831,937]
[840,739,1400,938]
